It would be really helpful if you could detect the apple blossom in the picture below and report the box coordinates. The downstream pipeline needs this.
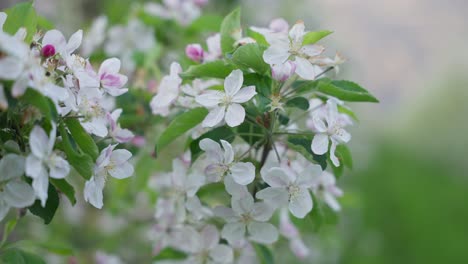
[310,171,343,211]
[196,70,256,127]
[81,15,108,56]
[144,0,204,26]
[279,208,310,259]
[84,144,134,209]
[185,44,204,62]
[41,29,82,60]
[150,62,183,116]
[98,58,128,96]
[107,108,134,143]
[214,193,278,244]
[25,124,70,206]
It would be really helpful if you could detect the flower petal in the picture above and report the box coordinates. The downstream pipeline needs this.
[108,162,134,179]
[224,69,243,97]
[294,57,317,80]
[220,140,234,164]
[224,175,249,198]
[329,139,340,167]
[247,222,278,244]
[201,224,220,250]
[256,187,288,207]
[29,125,49,159]
[221,222,246,245]
[296,163,322,188]
[231,194,254,215]
[232,86,257,103]
[3,181,36,208]
[199,138,223,163]
[48,155,70,179]
[84,176,105,209]
[66,29,83,54]
[251,202,275,221]
[262,167,291,187]
[230,162,255,185]
[0,154,25,181]
[195,90,224,107]
[311,133,329,155]
[202,106,225,127]
[209,244,234,263]
[225,103,245,127]
[289,188,313,218]
[213,206,238,223]
[263,44,290,65]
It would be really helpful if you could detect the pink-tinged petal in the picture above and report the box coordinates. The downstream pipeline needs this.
[271,61,296,81]
[311,133,329,155]
[221,222,246,245]
[329,139,340,167]
[220,140,234,164]
[230,162,255,185]
[269,18,289,33]
[225,103,245,127]
[101,73,128,90]
[202,106,225,127]
[294,57,317,80]
[289,188,313,218]
[247,222,278,244]
[262,167,291,187]
[195,90,224,107]
[42,29,66,54]
[66,29,83,54]
[263,45,290,65]
[201,224,220,250]
[224,70,243,97]
[185,43,204,62]
[232,86,257,103]
[256,187,289,207]
[114,128,134,143]
[99,57,121,76]
[290,238,310,259]
[29,126,49,158]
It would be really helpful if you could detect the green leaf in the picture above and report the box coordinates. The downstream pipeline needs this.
[20,88,58,121]
[157,108,208,151]
[253,244,275,264]
[247,28,268,46]
[220,8,241,54]
[237,121,265,146]
[230,43,269,74]
[338,104,359,122]
[50,178,76,205]
[287,136,327,170]
[187,14,223,32]
[317,79,379,102]
[190,126,235,162]
[153,248,187,261]
[36,15,54,30]
[28,184,59,225]
[180,60,236,79]
[285,97,310,110]
[3,1,37,43]
[1,219,17,246]
[58,123,94,180]
[0,248,46,264]
[65,118,99,161]
[308,192,339,231]
[302,30,333,45]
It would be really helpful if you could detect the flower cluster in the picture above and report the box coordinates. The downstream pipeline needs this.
[0,11,135,219]
[148,9,377,263]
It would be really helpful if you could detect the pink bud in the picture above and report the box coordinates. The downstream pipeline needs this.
[131,136,146,147]
[271,61,296,81]
[193,0,209,7]
[41,44,56,58]
[269,18,289,33]
[185,44,204,62]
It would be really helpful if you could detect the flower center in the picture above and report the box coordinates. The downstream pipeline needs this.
[41,44,56,58]
[288,184,301,200]
[240,213,252,223]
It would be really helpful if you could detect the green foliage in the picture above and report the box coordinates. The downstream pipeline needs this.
[0,248,46,264]
[153,248,187,261]
[317,79,379,102]
[285,97,310,110]
[157,108,208,151]
[64,118,99,161]
[220,8,241,54]
[180,60,236,79]
[20,89,58,121]
[50,178,76,205]
[247,28,268,46]
[253,244,275,264]
[230,43,270,74]
[28,184,59,225]
[3,1,37,43]
[58,123,94,180]
[187,14,223,33]
[302,30,333,45]
[1,219,17,246]
[308,192,339,231]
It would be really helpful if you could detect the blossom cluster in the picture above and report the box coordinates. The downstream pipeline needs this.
[147,10,376,262]
[0,11,135,219]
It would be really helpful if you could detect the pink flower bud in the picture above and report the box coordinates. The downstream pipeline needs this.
[271,61,296,81]
[193,0,209,7]
[41,44,56,58]
[269,18,289,33]
[185,44,204,62]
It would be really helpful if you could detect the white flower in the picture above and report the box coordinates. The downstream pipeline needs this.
[144,0,203,26]
[41,29,82,59]
[203,33,222,62]
[81,15,108,57]
[310,171,343,211]
[199,138,255,185]
[195,70,256,127]
[262,21,324,80]
[279,208,310,259]
[0,154,36,220]
[310,100,351,167]
[214,193,278,245]
[171,225,234,264]
[250,18,289,35]
[25,124,70,206]
[97,58,128,96]
[84,144,134,209]
[0,84,7,110]
[150,62,183,116]
[256,163,321,218]
[107,108,134,143]
[95,251,124,264]
[178,79,220,109]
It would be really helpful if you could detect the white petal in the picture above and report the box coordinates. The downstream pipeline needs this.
[209,244,234,263]
[311,114,327,133]
[294,57,317,80]
[263,45,290,65]
[0,84,7,110]
[66,29,83,54]
[229,162,255,185]
[296,164,322,188]
[195,90,223,107]
[256,187,288,207]
[231,194,254,215]
[262,167,291,187]
[111,149,132,164]
[201,224,220,250]
[0,154,25,181]
[333,128,351,143]
[221,222,246,245]
[0,200,9,221]
[232,86,257,103]
[48,155,70,179]
[0,56,23,79]
[42,29,66,54]
[199,138,223,163]
[323,192,341,212]
[289,22,305,44]
[32,172,49,207]
[25,155,45,179]
[289,188,313,218]
[311,133,329,155]
[220,140,234,164]
[225,103,245,127]
[224,70,243,97]
[29,126,49,158]
[202,106,225,127]
[3,181,35,208]
[224,175,249,198]
[247,222,278,244]
[300,44,324,57]
[108,162,134,179]
[84,176,105,209]
[329,139,340,167]
[213,206,238,223]
[251,202,275,221]
[98,57,121,76]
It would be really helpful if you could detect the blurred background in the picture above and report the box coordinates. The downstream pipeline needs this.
[1,0,468,263]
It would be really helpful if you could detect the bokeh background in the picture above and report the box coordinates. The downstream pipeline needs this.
[1,0,468,263]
